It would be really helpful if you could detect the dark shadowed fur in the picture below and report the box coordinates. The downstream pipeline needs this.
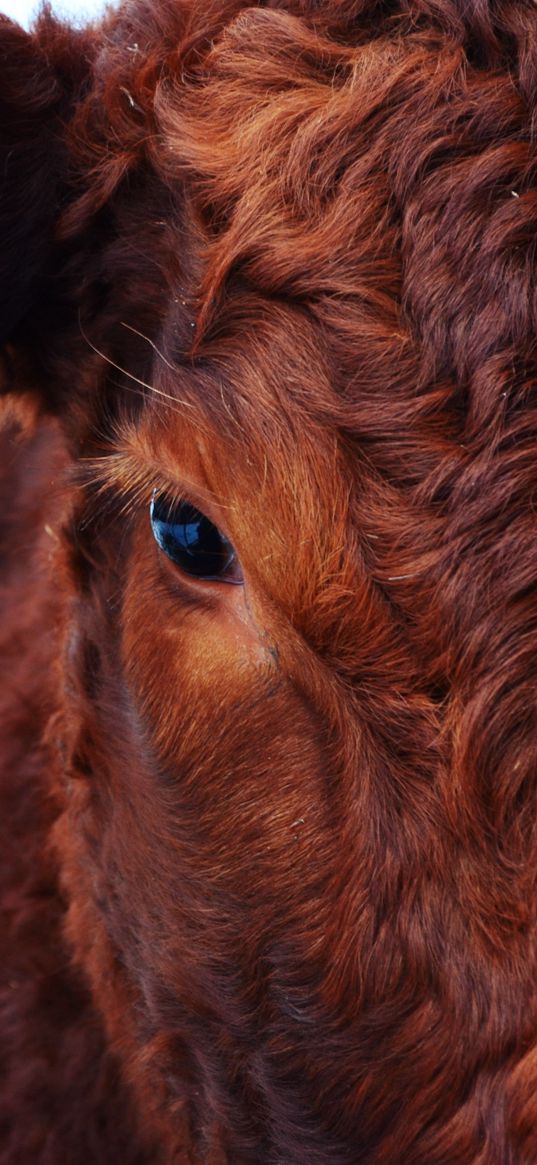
[1,0,537,1161]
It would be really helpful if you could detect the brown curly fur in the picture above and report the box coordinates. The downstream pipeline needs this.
[1,0,537,1161]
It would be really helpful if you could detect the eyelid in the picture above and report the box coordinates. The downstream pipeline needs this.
[149,485,236,550]
[89,446,231,534]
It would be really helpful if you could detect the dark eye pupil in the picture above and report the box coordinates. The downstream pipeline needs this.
[150,495,242,584]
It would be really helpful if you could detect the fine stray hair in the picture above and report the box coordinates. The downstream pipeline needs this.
[1,0,537,1162]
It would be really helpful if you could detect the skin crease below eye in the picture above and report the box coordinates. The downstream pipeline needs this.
[142,518,273,688]
[116,413,276,675]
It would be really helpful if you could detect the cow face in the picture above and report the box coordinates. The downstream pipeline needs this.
[3,2,537,1161]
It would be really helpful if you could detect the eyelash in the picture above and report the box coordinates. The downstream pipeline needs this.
[81,448,244,586]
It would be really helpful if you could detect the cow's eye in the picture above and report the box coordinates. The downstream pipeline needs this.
[150,494,243,584]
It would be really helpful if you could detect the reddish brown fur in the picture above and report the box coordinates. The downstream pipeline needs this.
[1,0,537,1161]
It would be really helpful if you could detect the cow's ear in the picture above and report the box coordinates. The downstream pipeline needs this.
[0,14,93,362]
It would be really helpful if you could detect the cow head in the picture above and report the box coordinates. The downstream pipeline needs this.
[2,1,537,1160]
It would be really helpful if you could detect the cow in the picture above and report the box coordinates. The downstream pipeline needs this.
[1,0,537,1161]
